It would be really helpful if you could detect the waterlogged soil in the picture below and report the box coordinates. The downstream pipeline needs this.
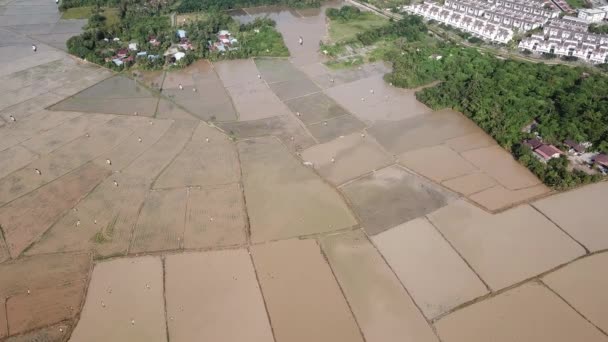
[340,165,458,235]
[238,137,357,242]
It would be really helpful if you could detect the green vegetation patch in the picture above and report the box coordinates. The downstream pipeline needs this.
[340,13,607,189]
[327,8,389,43]
[564,0,589,8]
[61,6,119,24]
[176,0,320,13]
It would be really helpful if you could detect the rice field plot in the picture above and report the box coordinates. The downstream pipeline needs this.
[92,118,173,172]
[340,165,458,235]
[254,58,306,84]
[226,80,292,121]
[0,110,81,151]
[285,92,349,125]
[51,75,159,117]
[0,116,140,206]
[325,74,433,124]
[122,120,197,182]
[218,114,316,152]
[0,252,90,339]
[26,174,149,258]
[20,113,113,155]
[307,114,366,143]
[267,77,320,101]
[129,188,188,253]
[164,249,273,342]
[154,123,240,189]
[155,98,197,120]
[368,109,479,155]
[162,81,236,121]
[0,163,110,258]
[184,184,247,249]
[0,145,38,180]
[238,137,357,242]
[301,132,393,186]
[69,256,166,342]
[308,61,391,89]
[213,59,261,88]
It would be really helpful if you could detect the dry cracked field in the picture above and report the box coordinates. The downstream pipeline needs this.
[1,1,607,341]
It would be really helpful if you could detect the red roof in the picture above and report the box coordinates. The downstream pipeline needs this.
[535,144,562,160]
[524,138,543,150]
[593,154,608,166]
[564,139,585,153]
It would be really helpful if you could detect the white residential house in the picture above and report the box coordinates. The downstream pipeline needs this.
[578,8,607,23]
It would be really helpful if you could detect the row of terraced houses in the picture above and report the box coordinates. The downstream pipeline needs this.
[404,0,608,64]
[404,0,560,44]
[519,16,608,64]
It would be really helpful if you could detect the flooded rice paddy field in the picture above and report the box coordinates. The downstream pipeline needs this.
[1,0,608,341]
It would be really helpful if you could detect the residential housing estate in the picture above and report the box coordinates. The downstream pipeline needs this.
[518,16,608,64]
[404,0,560,44]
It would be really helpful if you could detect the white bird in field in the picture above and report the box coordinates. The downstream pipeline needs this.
[361,133,366,138]
[361,97,365,101]
[370,89,374,94]
[205,137,210,142]
[179,84,183,90]
[106,159,111,165]
[257,74,261,79]
[76,220,81,227]
[192,88,196,92]
[85,133,90,137]
[330,78,334,83]
[331,157,335,163]
[138,137,142,142]
[113,180,118,187]
[296,112,300,116]
[290,136,295,141]
[55,0,58,4]
[32,44,37,52]
[323,121,327,126]
[9,115,15,122]
[134,111,138,116]
[34,168,41,175]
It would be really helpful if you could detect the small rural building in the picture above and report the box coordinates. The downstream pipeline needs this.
[112,58,124,66]
[128,42,138,51]
[578,8,607,23]
[149,36,161,46]
[524,138,543,150]
[116,48,128,58]
[564,139,586,154]
[177,29,187,39]
[592,153,608,168]
[534,144,562,161]
[174,52,186,61]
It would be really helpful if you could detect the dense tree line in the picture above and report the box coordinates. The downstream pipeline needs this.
[176,0,320,13]
[67,0,288,71]
[59,0,120,11]
[589,23,608,34]
[356,15,427,45]
[326,6,363,21]
[363,15,608,188]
